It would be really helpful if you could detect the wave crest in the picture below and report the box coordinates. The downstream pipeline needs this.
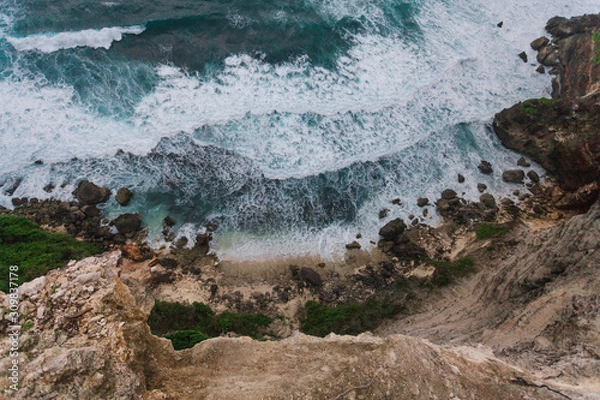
[7,25,145,53]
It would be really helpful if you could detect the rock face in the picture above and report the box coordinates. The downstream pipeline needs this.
[493,13,600,203]
[0,253,570,400]
[73,180,111,205]
[387,201,600,399]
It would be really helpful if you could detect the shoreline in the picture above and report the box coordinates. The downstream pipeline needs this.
[1,12,599,399]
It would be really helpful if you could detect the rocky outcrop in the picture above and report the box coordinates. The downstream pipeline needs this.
[0,253,571,400]
[493,14,600,204]
[384,200,600,398]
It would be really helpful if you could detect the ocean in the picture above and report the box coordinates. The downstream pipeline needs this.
[0,0,598,260]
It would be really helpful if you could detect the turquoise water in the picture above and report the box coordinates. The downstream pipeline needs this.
[0,0,598,259]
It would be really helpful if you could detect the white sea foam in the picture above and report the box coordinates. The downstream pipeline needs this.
[7,25,145,53]
[0,0,598,259]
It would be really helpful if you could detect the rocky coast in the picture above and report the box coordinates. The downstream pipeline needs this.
[1,13,599,400]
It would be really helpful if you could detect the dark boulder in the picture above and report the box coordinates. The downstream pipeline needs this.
[518,51,528,63]
[527,170,540,183]
[502,170,525,184]
[441,189,457,200]
[478,161,493,174]
[517,157,531,167]
[74,180,111,205]
[479,193,496,208]
[111,213,142,238]
[300,267,322,288]
[346,241,361,250]
[158,257,179,269]
[477,183,487,193]
[417,197,429,207]
[378,218,407,240]
[458,174,465,183]
[195,233,212,246]
[530,36,550,50]
[115,187,133,206]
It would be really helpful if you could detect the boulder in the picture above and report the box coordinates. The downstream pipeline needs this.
[517,157,531,167]
[477,183,487,193]
[527,170,540,183]
[378,218,407,240]
[537,45,559,66]
[379,208,390,219]
[518,51,528,63]
[458,174,465,183]
[417,197,429,207]
[346,241,361,250]
[478,161,493,174]
[479,193,496,208]
[299,267,322,288]
[530,36,550,50]
[441,189,457,200]
[74,180,111,205]
[163,216,176,227]
[111,213,142,238]
[115,188,133,206]
[502,170,525,184]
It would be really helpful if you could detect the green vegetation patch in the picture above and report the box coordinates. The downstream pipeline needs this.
[476,223,509,240]
[428,257,475,287]
[148,300,273,350]
[521,98,556,117]
[593,31,600,65]
[300,297,402,337]
[0,214,100,292]
[165,330,210,351]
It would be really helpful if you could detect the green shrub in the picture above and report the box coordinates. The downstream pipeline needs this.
[521,98,556,117]
[148,300,218,336]
[148,300,273,350]
[429,258,475,286]
[0,215,100,292]
[165,330,210,350]
[476,223,508,240]
[217,311,273,338]
[300,297,402,337]
[593,31,600,65]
